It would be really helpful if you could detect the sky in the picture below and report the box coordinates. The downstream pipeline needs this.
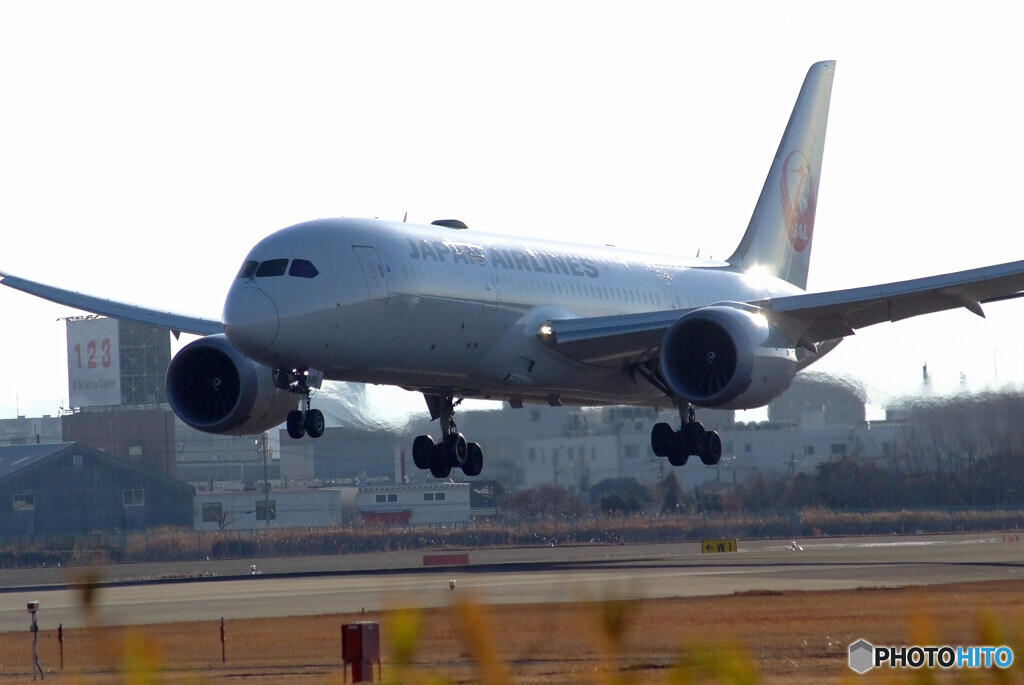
[1,2,1022,423]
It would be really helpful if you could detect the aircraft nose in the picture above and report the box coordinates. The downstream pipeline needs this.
[223,286,279,353]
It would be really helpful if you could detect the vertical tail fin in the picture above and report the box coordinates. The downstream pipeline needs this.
[727,60,835,290]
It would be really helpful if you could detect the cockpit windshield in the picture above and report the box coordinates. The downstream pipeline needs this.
[255,259,289,277]
[236,260,258,279]
[235,258,319,279]
[289,259,319,278]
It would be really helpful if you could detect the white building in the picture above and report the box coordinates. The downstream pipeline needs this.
[715,417,904,483]
[194,488,356,531]
[520,435,618,491]
[356,483,470,526]
[194,482,471,530]
[520,409,906,491]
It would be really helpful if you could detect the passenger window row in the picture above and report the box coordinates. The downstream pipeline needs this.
[236,259,319,279]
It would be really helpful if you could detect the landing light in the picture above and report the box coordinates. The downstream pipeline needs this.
[538,324,554,339]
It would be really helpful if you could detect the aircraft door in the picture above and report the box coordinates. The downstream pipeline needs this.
[470,246,498,313]
[353,245,390,304]
[652,268,682,310]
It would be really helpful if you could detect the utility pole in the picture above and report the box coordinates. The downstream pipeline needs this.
[28,601,43,680]
[258,432,270,528]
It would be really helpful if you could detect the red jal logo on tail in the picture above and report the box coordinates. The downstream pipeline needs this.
[780,150,816,252]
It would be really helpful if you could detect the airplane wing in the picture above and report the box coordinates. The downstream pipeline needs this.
[761,259,1024,341]
[539,309,683,366]
[541,260,1024,367]
[0,272,223,336]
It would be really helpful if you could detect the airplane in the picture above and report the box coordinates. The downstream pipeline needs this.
[4,60,1024,480]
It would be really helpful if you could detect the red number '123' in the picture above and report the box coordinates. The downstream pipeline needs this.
[74,338,112,369]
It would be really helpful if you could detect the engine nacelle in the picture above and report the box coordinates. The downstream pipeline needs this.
[166,334,296,435]
[659,304,799,410]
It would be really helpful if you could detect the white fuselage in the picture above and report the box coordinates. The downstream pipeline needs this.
[222,218,806,408]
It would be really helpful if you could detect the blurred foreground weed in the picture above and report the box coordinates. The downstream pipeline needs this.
[54,576,1024,684]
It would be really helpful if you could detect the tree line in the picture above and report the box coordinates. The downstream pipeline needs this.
[500,446,1024,521]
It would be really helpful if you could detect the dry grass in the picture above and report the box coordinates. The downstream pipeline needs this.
[1,580,1022,683]
[6,509,1024,568]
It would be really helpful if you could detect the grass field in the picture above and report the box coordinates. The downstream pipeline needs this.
[1,579,1021,683]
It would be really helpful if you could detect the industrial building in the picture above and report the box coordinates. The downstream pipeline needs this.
[194,488,356,530]
[0,442,194,538]
[514,383,903,493]
[356,483,471,526]
[175,426,280,485]
[193,483,470,530]
[0,415,63,446]
[62,407,177,478]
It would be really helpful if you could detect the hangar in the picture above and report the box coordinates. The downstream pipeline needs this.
[0,442,194,538]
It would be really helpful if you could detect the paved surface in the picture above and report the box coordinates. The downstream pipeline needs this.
[1,533,1021,632]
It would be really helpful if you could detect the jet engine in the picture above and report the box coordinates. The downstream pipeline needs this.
[659,304,799,410]
[166,334,296,435]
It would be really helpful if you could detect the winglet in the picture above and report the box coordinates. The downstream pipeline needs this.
[727,61,835,290]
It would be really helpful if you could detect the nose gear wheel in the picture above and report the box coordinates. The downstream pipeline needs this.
[279,368,325,440]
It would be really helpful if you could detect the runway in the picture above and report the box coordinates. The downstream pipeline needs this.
[1,533,1021,632]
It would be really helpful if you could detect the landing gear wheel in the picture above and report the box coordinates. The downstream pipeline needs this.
[667,449,688,467]
[682,421,707,457]
[277,368,327,440]
[651,422,674,458]
[429,448,452,479]
[413,435,434,470]
[286,410,305,439]
[304,409,325,438]
[700,431,722,466]
[422,392,482,476]
[462,442,483,477]
[443,433,469,467]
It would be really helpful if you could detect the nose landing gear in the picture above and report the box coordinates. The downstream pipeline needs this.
[286,403,325,439]
[412,393,484,478]
[275,367,326,439]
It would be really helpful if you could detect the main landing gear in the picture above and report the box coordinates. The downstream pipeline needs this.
[651,404,722,467]
[276,368,326,440]
[412,394,484,479]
